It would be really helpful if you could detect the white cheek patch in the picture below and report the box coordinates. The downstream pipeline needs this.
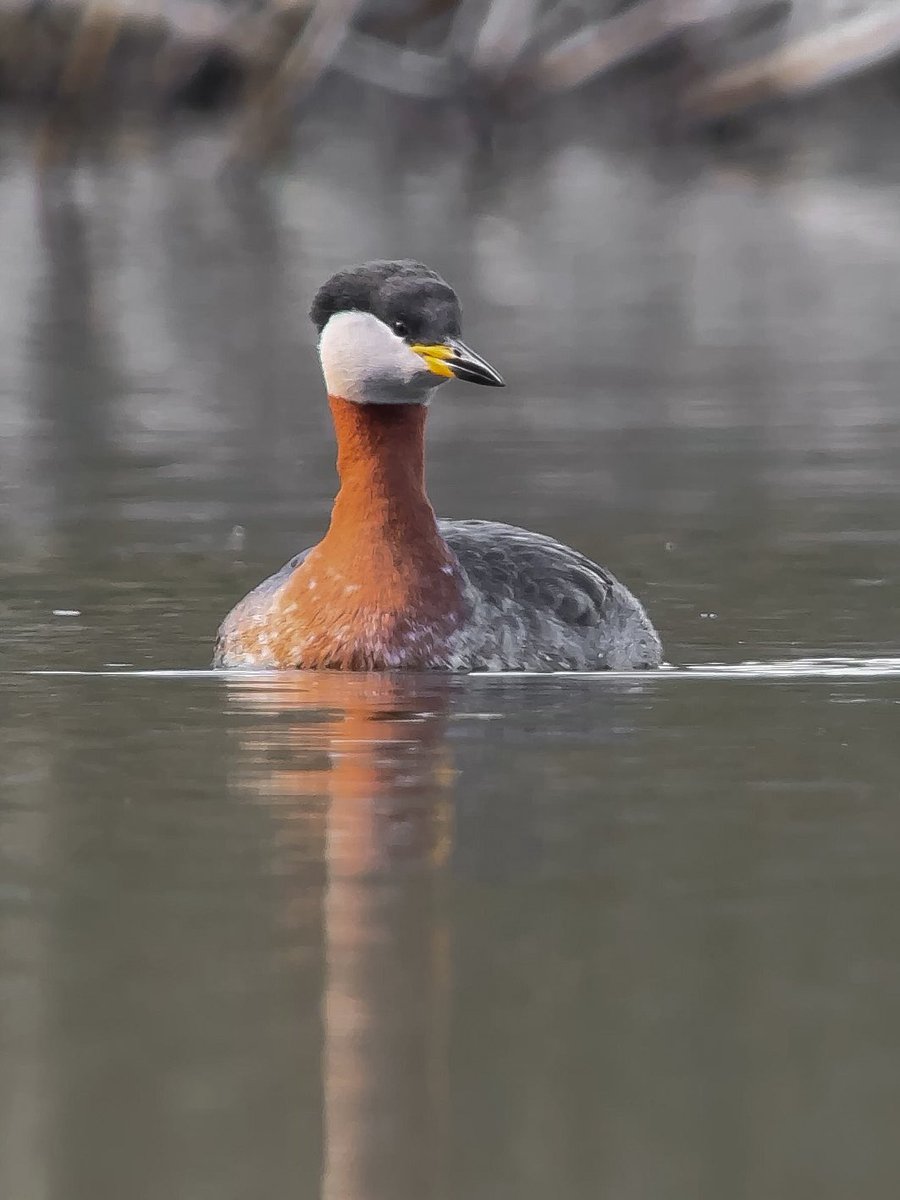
[318,310,445,405]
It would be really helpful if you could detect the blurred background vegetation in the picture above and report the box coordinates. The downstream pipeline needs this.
[3,0,900,170]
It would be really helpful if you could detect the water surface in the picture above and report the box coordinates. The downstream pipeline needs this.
[2,116,900,1198]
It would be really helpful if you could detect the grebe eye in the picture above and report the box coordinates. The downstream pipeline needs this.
[392,320,409,338]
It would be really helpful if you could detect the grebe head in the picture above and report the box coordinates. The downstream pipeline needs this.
[311,259,504,405]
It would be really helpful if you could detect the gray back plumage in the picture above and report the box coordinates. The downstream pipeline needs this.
[438,520,661,671]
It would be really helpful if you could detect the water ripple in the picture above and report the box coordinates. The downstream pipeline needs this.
[15,657,900,681]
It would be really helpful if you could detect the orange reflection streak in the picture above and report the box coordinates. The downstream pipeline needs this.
[226,672,455,1200]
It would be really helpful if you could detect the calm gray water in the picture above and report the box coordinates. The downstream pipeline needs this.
[2,112,900,1199]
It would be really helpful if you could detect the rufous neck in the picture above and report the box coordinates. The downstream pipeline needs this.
[326,395,434,537]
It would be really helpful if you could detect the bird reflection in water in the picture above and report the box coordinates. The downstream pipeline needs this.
[225,672,457,1200]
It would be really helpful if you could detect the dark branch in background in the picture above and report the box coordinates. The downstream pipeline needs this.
[514,0,790,95]
[683,6,900,123]
[230,0,366,163]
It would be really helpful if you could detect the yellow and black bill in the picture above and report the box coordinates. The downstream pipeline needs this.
[411,338,505,387]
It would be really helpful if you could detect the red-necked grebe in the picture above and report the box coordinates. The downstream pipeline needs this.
[214,260,662,671]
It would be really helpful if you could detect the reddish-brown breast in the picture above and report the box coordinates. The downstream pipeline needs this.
[258,397,468,669]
